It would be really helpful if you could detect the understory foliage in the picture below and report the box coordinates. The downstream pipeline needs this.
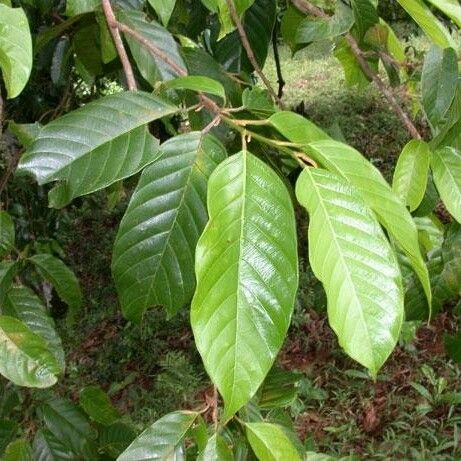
[0,0,460,459]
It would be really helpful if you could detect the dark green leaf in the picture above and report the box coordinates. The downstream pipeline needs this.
[99,421,137,458]
[79,385,120,426]
[0,420,17,455]
[0,261,18,306]
[444,332,461,362]
[148,0,176,25]
[33,429,74,461]
[0,211,15,257]
[65,0,98,15]
[351,0,379,40]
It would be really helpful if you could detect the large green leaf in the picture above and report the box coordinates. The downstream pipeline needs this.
[296,168,404,376]
[426,0,461,28]
[2,439,34,461]
[28,254,82,317]
[0,261,17,306]
[17,92,177,206]
[191,151,298,417]
[79,385,120,426]
[113,132,226,322]
[0,315,60,387]
[119,10,186,85]
[198,434,233,461]
[295,1,354,44]
[99,422,137,458]
[38,398,97,459]
[395,0,456,48]
[0,4,32,98]
[431,147,461,223]
[269,112,329,144]
[0,211,15,257]
[245,422,301,461]
[3,285,65,371]
[118,410,198,461]
[421,46,458,128]
[392,140,430,211]
[33,429,74,461]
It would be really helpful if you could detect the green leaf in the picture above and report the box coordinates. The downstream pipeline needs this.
[281,6,305,53]
[33,429,74,461]
[421,46,458,128]
[118,410,198,461]
[113,132,226,322]
[191,151,298,417]
[28,254,82,317]
[426,0,461,28]
[148,0,176,25]
[0,211,15,257]
[3,285,65,371]
[8,121,41,149]
[38,398,97,459]
[164,76,226,101]
[0,315,60,387]
[334,37,372,88]
[444,331,461,362]
[198,433,233,461]
[65,0,98,15]
[242,88,276,118]
[395,0,456,48]
[119,10,186,85]
[73,24,103,82]
[245,422,302,461]
[300,139,431,309]
[431,147,461,223]
[0,4,32,98]
[392,140,431,211]
[79,385,120,426]
[0,262,17,306]
[258,367,302,409]
[99,422,137,458]
[296,168,404,376]
[351,0,379,40]
[0,420,17,455]
[269,112,329,144]
[2,439,34,461]
[17,92,177,205]
[295,1,354,44]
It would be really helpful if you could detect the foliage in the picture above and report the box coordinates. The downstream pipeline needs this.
[0,0,460,459]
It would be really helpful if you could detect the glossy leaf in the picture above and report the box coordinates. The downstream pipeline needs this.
[426,0,461,28]
[2,439,34,461]
[18,92,177,205]
[0,315,60,387]
[0,4,32,98]
[395,0,456,48]
[296,168,404,376]
[0,261,17,305]
[28,254,82,316]
[3,285,65,370]
[191,151,298,417]
[120,10,186,85]
[295,1,354,44]
[431,147,461,223]
[392,140,431,211]
[164,76,226,101]
[269,112,329,144]
[245,422,301,461]
[421,46,458,128]
[79,385,120,426]
[113,132,226,322]
[8,121,41,149]
[118,410,198,461]
[148,0,176,25]
[0,211,15,257]
[198,434,233,461]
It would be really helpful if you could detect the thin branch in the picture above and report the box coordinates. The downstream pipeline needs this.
[101,0,137,91]
[272,26,285,99]
[224,0,284,109]
[290,0,422,139]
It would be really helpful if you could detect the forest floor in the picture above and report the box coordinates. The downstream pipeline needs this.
[55,41,461,460]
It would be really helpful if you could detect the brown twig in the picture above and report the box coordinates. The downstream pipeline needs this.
[224,0,284,109]
[101,0,137,91]
[290,0,422,139]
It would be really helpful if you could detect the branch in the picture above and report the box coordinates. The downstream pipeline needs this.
[101,0,137,91]
[272,26,285,99]
[290,0,422,140]
[224,0,284,109]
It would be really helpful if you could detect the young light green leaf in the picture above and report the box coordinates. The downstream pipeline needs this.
[17,92,177,205]
[269,112,330,144]
[79,385,120,426]
[295,1,354,44]
[0,315,60,387]
[164,76,226,101]
[118,410,198,461]
[431,147,461,223]
[296,168,404,376]
[426,0,461,28]
[421,46,458,128]
[0,261,17,305]
[392,140,431,211]
[28,254,82,317]
[0,4,32,98]
[4,285,65,371]
[119,10,186,85]
[112,132,226,322]
[0,211,15,257]
[148,0,176,26]
[245,422,302,461]
[191,151,298,418]
[2,439,34,461]
[198,433,233,461]
[395,0,456,48]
